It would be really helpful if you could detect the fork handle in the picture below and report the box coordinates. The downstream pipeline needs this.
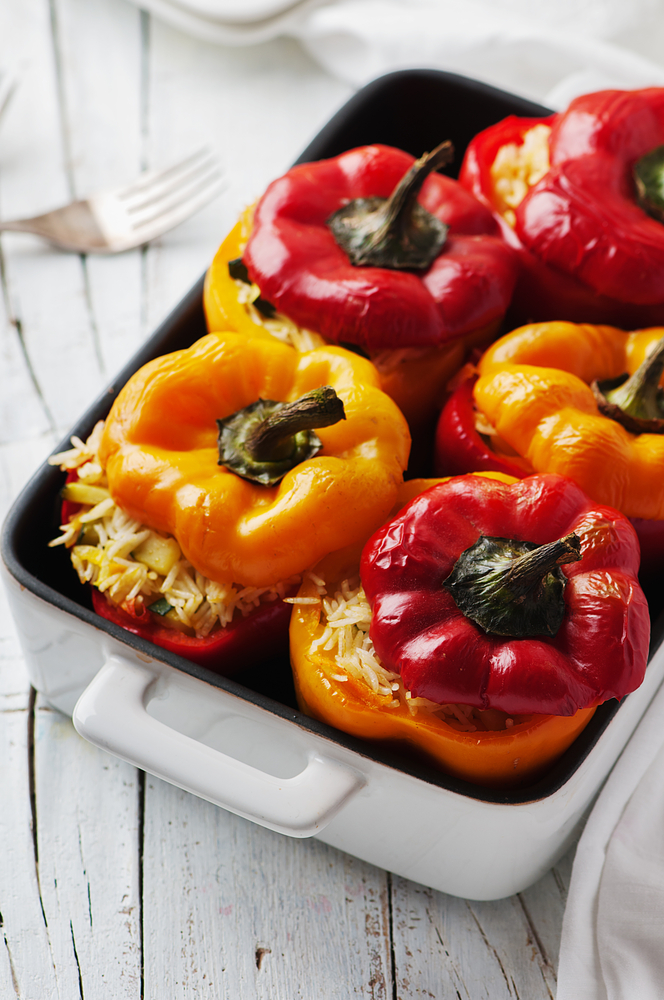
[0,203,107,250]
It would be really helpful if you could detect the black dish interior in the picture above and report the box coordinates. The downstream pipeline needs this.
[3,68,663,806]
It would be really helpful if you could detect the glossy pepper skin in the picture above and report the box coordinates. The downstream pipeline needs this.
[362,474,649,717]
[241,144,518,353]
[460,91,664,326]
[434,375,530,479]
[289,476,600,789]
[99,332,410,589]
[435,322,664,572]
[91,587,293,673]
[204,208,489,442]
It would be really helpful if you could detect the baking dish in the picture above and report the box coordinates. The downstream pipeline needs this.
[4,69,664,902]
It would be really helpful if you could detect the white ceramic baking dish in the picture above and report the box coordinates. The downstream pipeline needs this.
[4,69,664,901]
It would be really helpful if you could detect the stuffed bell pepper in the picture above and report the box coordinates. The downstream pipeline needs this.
[290,472,649,788]
[49,332,410,674]
[204,143,518,438]
[435,321,664,575]
[460,88,664,327]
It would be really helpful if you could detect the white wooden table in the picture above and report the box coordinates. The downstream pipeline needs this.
[0,2,573,995]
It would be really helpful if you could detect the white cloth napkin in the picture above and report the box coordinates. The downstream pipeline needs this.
[131,0,664,108]
[557,675,664,1000]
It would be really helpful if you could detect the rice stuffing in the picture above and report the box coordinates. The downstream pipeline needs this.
[49,422,299,638]
[294,575,517,733]
[234,278,325,352]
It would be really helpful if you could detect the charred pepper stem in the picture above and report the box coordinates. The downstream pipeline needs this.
[327,141,454,270]
[634,144,664,223]
[592,334,664,434]
[443,532,581,637]
[218,386,346,486]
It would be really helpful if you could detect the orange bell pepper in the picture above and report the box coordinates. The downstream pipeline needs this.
[473,322,664,521]
[99,332,410,588]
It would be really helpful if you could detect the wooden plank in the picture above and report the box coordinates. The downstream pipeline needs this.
[143,24,354,335]
[390,874,559,999]
[0,696,60,1000]
[52,0,147,380]
[0,0,107,437]
[518,846,575,978]
[0,276,53,444]
[142,777,392,998]
[32,697,142,999]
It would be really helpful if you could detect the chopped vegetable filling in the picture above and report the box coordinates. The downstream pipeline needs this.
[49,422,299,638]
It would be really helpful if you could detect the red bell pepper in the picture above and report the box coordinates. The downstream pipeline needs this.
[361,474,649,717]
[90,587,293,674]
[460,90,664,326]
[243,143,518,352]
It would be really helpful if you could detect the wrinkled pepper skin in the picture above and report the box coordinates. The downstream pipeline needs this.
[204,147,518,437]
[289,476,600,789]
[460,92,664,326]
[91,587,294,673]
[205,209,493,439]
[435,322,664,573]
[473,323,664,520]
[362,474,649,717]
[243,145,518,352]
[99,332,410,588]
[434,375,530,479]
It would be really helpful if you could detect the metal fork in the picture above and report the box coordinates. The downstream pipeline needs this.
[0,148,224,253]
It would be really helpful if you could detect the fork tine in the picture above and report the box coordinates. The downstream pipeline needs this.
[127,171,227,242]
[126,154,221,216]
[117,149,215,205]
[130,162,224,228]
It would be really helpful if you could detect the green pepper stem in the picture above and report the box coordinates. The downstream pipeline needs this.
[217,386,347,486]
[246,387,346,462]
[502,533,581,592]
[327,141,454,270]
[443,532,582,638]
[634,144,664,223]
[363,141,454,254]
[603,335,664,421]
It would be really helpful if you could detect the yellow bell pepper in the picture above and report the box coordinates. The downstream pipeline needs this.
[472,322,664,521]
[100,332,410,588]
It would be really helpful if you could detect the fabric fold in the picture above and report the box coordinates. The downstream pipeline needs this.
[128,0,664,108]
[557,675,664,1000]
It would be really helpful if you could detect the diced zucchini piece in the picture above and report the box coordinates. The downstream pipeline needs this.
[79,523,100,546]
[228,257,250,283]
[148,597,172,616]
[61,482,111,505]
[133,534,181,576]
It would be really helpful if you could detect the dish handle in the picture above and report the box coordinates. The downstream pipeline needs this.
[72,653,365,837]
